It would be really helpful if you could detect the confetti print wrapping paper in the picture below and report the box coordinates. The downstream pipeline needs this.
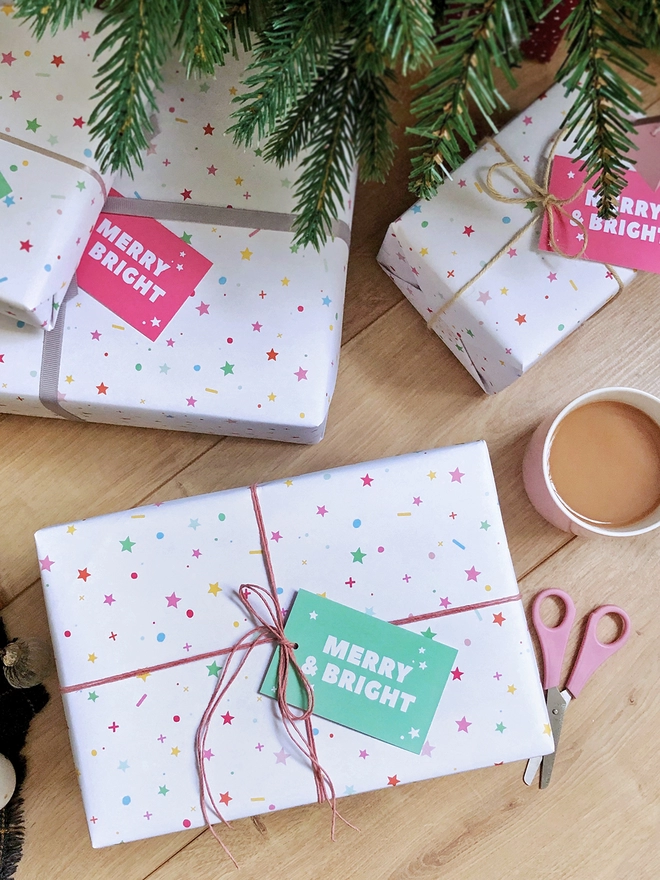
[377,85,635,394]
[0,53,354,443]
[35,442,552,848]
[0,10,114,329]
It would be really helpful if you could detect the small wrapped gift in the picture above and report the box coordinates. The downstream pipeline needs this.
[35,441,551,849]
[377,85,635,394]
[0,10,113,329]
[0,54,353,443]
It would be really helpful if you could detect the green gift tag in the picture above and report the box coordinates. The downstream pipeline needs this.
[260,590,458,754]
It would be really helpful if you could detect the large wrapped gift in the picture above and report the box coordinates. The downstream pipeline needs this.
[35,441,551,849]
[0,53,354,443]
[0,9,114,329]
[377,85,635,394]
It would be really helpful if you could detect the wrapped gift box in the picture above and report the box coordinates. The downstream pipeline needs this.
[0,9,114,329]
[377,85,635,394]
[35,441,552,848]
[0,54,354,443]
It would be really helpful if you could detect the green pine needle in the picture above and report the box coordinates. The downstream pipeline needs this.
[14,0,97,38]
[174,0,231,76]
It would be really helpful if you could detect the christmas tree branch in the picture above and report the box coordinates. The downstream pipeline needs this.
[88,0,176,175]
[558,0,651,218]
[14,0,96,37]
[174,0,231,77]
[620,1,660,51]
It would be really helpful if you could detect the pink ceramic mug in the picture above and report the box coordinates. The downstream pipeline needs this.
[522,387,660,537]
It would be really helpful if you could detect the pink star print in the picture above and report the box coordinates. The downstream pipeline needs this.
[166,592,181,608]
[103,594,116,606]
[270,531,282,542]
[316,506,328,517]
[413,496,422,506]
[90,330,101,340]
[39,556,54,572]
[294,367,308,381]
[361,473,374,487]
[79,31,91,41]
[451,667,464,680]
[420,741,435,757]
[507,248,517,258]
[449,467,464,483]
[207,165,217,175]
[359,749,369,759]
[203,749,214,760]
[477,290,491,305]
[10,90,20,101]
[547,272,557,282]
[186,396,197,407]
[523,115,533,126]
[465,566,481,582]
[192,548,202,558]
[1,52,16,66]
[456,716,472,733]
[221,712,234,725]
[462,225,474,237]
[166,338,175,347]
[439,597,451,609]
[252,321,262,332]
[274,748,290,764]
[196,302,210,315]
[458,179,466,188]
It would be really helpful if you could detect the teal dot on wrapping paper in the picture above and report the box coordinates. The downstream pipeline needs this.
[558,324,565,331]
[313,728,319,736]
[157,633,165,642]
[156,532,164,539]
[135,364,142,371]
[44,264,51,271]
[502,216,511,224]
[218,277,227,285]
[30,370,37,377]
[16,321,25,328]
[84,149,92,157]
[193,365,201,371]
[421,221,429,228]
[218,513,226,521]
[122,796,131,805]
[9,165,17,172]
[276,587,283,595]
[353,519,361,528]
[323,473,331,480]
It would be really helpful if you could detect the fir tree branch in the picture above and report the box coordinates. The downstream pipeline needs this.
[366,0,436,74]
[174,0,231,76]
[354,68,397,182]
[408,0,540,199]
[14,0,96,38]
[619,0,660,51]
[89,0,176,175]
[557,0,651,218]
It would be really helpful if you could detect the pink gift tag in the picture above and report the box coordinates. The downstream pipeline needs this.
[539,155,660,274]
[76,190,213,340]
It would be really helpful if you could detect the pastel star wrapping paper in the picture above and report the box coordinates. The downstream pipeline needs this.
[34,441,552,849]
[0,10,114,329]
[0,54,354,443]
[377,85,635,394]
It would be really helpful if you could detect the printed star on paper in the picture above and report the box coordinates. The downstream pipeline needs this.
[413,496,422,506]
[420,247,428,256]
[203,122,215,135]
[51,54,65,67]
[88,653,97,663]
[451,667,464,680]
[158,785,169,796]
[88,691,99,702]
[449,467,464,483]
[267,393,276,402]
[1,51,16,65]
[439,597,451,609]
[360,473,373,486]
[421,627,436,640]
[221,361,234,376]
[456,716,472,733]
[26,118,41,132]
[196,301,210,315]
[418,661,427,670]
[480,520,491,530]
[408,728,420,739]
[77,568,91,582]
[543,723,552,736]
[181,189,192,200]
[218,790,232,806]
[270,531,282,542]
[234,176,244,186]
[465,566,480,582]
[411,205,422,214]
[103,594,116,606]
[90,329,102,341]
[507,684,517,694]
[294,367,308,381]
[118,760,129,771]
[547,272,557,282]
[252,321,262,332]
[166,591,181,608]
[274,748,291,765]
[19,239,33,252]
[421,741,435,757]
[523,115,533,126]
[495,722,506,733]
[493,612,506,626]
[515,314,526,325]
[309,611,318,620]
[39,555,54,571]
[203,749,214,761]
[462,225,474,237]
[477,290,491,305]
[240,248,253,260]
[266,349,278,361]
[316,506,328,517]
[427,471,437,480]
[387,775,400,786]
[207,661,221,677]
[192,548,202,559]
[359,749,369,759]
[171,747,181,757]
[188,518,200,530]
[507,248,518,258]
[351,547,366,564]
[322,296,331,306]
[120,536,135,552]
[96,382,108,395]
[208,583,221,596]
[72,116,84,128]
[186,396,197,407]
[281,277,290,286]
[180,233,192,245]
[343,786,356,796]
[10,90,20,101]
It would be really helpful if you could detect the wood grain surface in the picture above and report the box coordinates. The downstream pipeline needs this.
[2,51,659,880]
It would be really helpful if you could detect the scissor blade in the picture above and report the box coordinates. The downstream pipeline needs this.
[523,755,542,786]
[540,688,571,789]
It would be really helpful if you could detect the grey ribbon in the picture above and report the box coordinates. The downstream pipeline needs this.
[0,132,107,199]
[39,279,83,420]
[103,196,352,247]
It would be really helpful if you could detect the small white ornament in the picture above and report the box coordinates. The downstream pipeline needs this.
[0,753,16,810]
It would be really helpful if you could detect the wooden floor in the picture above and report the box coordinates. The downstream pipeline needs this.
[3,51,660,880]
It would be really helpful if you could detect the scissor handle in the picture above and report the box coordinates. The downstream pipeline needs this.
[565,605,631,698]
[532,588,577,690]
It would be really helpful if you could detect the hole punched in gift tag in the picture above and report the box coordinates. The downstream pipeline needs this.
[523,588,631,789]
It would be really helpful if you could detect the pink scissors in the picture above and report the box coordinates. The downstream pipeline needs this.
[523,588,631,789]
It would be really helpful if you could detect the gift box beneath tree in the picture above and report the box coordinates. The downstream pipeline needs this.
[377,85,635,394]
[35,441,551,849]
[0,9,114,329]
[0,54,354,443]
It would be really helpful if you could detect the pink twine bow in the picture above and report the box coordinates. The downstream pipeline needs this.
[195,485,356,866]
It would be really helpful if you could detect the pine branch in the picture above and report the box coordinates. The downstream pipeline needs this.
[174,0,231,76]
[354,68,397,182]
[557,0,651,218]
[13,0,96,38]
[619,0,660,51]
[408,0,541,200]
[366,0,436,74]
[88,0,176,175]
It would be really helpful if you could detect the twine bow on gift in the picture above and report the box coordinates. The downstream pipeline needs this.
[195,484,356,867]
[427,131,624,332]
